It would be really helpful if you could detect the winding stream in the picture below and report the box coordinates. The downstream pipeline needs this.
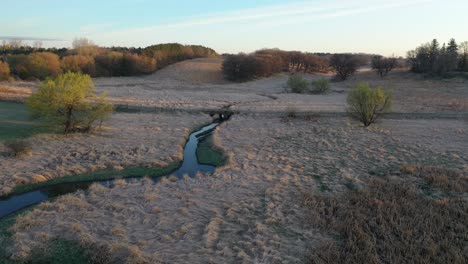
[0,121,221,218]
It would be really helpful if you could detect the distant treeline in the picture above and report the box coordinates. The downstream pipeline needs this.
[408,38,468,76]
[222,49,380,82]
[0,39,218,80]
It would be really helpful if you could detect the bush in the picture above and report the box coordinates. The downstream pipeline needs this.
[26,52,62,80]
[122,53,157,75]
[347,83,392,127]
[287,74,309,93]
[5,139,32,157]
[311,78,330,94]
[61,55,96,76]
[7,54,29,78]
[0,61,10,81]
[371,56,398,77]
[285,105,298,118]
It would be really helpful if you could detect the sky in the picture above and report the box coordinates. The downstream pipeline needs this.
[1,0,467,56]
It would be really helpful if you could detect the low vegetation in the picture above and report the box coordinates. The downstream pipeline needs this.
[4,139,32,158]
[311,78,330,94]
[26,72,113,133]
[0,61,10,81]
[304,175,468,264]
[287,74,309,93]
[347,83,392,127]
[401,164,468,193]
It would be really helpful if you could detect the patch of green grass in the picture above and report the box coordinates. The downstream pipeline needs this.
[27,240,91,264]
[9,161,181,197]
[0,212,18,264]
[196,137,226,167]
[0,101,53,141]
[314,175,329,192]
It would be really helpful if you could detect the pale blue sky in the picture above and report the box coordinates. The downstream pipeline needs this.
[1,0,467,56]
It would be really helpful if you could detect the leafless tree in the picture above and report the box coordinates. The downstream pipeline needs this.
[329,54,358,81]
[371,56,398,77]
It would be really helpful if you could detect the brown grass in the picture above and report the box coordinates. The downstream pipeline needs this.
[303,177,468,264]
[401,164,468,193]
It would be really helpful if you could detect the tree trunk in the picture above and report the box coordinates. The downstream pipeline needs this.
[64,107,73,133]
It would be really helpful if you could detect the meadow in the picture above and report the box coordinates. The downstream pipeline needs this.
[0,56,467,263]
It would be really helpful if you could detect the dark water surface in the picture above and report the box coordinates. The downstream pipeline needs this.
[0,122,219,218]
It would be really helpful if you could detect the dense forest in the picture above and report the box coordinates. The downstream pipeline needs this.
[0,39,218,80]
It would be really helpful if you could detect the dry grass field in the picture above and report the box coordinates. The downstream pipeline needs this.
[1,58,467,263]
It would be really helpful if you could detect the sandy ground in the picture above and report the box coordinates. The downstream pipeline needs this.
[2,58,468,263]
[8,115,467,263]
[0,112,211,196]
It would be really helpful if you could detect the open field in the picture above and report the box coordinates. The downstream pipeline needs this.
[2,58,468,114]
[5,114,467,263]
[0,58,467,263]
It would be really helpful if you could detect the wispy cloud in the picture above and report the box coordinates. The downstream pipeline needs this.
[91,0,432,39]
[0,36,64,41]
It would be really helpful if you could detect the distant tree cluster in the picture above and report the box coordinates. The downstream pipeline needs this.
[143,43,218,69]
[0,39,218,80]
[407,38,468,75]
[222,49,328,82]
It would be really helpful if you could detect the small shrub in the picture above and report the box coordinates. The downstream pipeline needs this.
[311,78,330,94]
[5,139,32,157]
[285,105,298,118]
[347,82,392,127]
[287,74,309,93]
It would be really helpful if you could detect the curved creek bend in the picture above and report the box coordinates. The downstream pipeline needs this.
[0,121,222,218]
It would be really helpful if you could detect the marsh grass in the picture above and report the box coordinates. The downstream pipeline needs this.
[9,162,181,197]
[401,164,468,193]
[304,176,468,264]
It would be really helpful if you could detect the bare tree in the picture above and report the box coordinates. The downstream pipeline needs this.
[33,40,43,50]
[371,56,398,77]
[72,37,95,49]
[329,54,358,81]
[459,41,468,71]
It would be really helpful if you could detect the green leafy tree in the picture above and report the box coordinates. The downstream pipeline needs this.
[27,72,114,133]
[347,83,392,127]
